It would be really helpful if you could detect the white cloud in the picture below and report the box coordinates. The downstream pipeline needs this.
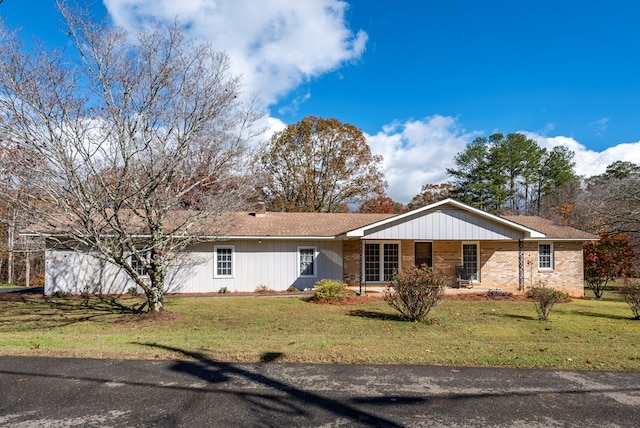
[367,118,640,204]
[366,115,480,204]
[523,132,640,178]
[589,118,609,136]
[103,0,367,106]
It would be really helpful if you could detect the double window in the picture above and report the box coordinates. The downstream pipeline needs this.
[364,242,399,282]
[214,246,234,278]
[298,247,317,277]
[538,243,553,269]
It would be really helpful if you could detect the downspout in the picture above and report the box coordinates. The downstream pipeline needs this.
[518,239,524,292]
[359,239,364,295]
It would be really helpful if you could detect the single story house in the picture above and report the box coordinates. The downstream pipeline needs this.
[35,199,597,297]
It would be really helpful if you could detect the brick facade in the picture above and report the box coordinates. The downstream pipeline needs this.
[342,240,360,286]
[343,239,585,296]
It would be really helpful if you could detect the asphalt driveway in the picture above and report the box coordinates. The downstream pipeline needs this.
[1,356,638,427]
[0,287,43,296]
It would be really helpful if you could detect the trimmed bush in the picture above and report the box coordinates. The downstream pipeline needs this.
[526,281,568,321]
[313,279,347,301]
[619,278,640,319]
[485,289,513,299]
[51,290,69,298]
[383,264,446,322]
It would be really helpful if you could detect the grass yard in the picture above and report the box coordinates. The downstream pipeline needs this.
[0,293,638,370]
[0,281,21,288]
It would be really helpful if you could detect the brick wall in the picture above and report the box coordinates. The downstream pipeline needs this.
[481,240,584,297]
[342,239,584,296]
[433,241,463,287]
[480,241,519,289]
[527,241,584,297]
[342,240,360,285]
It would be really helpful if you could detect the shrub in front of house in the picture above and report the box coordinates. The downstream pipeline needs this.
[485,289,514,299]
[526,281,569,321]
[383,264,446,322]
[255,284,272,293]
[51,290,69,298]
[313,279,347,301]
[619,278,640,320]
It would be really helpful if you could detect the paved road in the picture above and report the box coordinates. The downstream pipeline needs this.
[1,356,639,427]
[0,287,43,296]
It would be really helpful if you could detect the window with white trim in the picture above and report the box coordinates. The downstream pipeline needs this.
[538,243,553,269]
[214,246,234,278]
[298,247,317,277]
[461,242,479,281]
[364,242,399,282]
[129,250,150,277]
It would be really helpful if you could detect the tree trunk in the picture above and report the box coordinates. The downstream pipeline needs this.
[24,243,30,287]
[146,285,164,312]
[7,215,14,285]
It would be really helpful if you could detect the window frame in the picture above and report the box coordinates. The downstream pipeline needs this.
[214,245,235,278]
[414,241,433,268]
[363,241,401,283]
[128,250,150,278]
[461,241,480,282]
[297,246,318,278]
[538,242,554,270]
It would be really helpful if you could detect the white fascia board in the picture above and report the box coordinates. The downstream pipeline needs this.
[524,237,599,242]
[23,232,338,241]
[345,198,546,238]
[204,235,338,241]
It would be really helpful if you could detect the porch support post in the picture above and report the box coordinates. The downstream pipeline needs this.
[358,239,364,295]
[518,239,525,291]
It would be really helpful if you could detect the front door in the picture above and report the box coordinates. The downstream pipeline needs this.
[462,243,479,281]
[415,242,433,267]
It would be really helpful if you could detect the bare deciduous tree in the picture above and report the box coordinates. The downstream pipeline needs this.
[0,3,261,311]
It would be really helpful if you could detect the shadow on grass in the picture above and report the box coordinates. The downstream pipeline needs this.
[260,352,285,363]
[347,309,405,322]
[135,342,406,427]
[498,313,538,321]
[0,297,147,331]
[571,310,634,321]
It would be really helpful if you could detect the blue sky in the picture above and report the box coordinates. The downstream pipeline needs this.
[2,0,640,203]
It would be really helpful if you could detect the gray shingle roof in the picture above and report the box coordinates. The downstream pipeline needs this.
[501,215,598,240]
[223,211,394,237]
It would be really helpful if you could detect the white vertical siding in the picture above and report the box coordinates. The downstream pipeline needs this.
[45,249,134,295]
[363,208,523,240]
[45,239,344,294]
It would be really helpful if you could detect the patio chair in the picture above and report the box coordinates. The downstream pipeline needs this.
[456,265,473,289]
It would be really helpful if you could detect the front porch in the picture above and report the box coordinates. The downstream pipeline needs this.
[343,239,494,290]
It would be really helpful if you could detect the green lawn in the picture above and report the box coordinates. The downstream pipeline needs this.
[0,281,22,288]
[0,294,638,370]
